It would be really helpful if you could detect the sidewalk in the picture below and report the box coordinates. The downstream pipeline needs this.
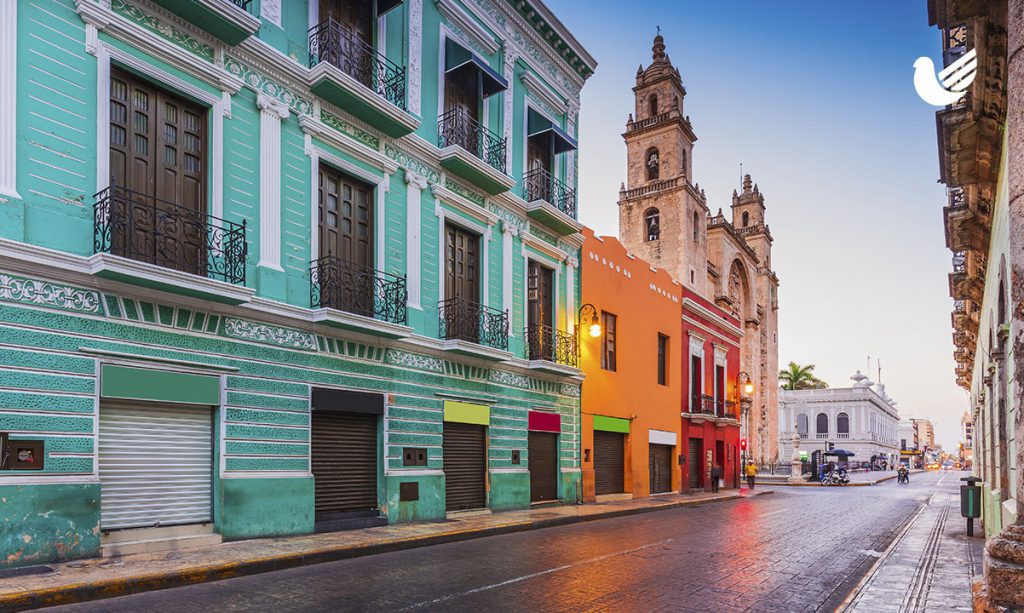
[0,488,770,611]
[840,489,984,612]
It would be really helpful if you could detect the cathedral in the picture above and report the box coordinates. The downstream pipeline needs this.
[617,33,781,464]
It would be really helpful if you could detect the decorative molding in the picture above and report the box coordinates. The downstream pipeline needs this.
[385,349,445,373]
[444,179,485,206]
[489,369,531,388]
[222,317,318,351]
[488,203,528,233]
[407,0,423,116]
[0,273,102,314]
[503,51,516,173]
[300,115,398,175]
[383,143,440,184]
[224,56,313,115]
[520,70,566,116]
[321,109,380,150]
[0,0,18,199]
[435,0,500,55]
[432,183,499,226]
[405,169,426,310]
[257,94,289,271]
[111,0,215,61]
[262,0,281,26]
[559,383,581,398]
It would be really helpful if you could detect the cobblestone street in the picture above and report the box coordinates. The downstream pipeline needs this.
[40,472,971,612]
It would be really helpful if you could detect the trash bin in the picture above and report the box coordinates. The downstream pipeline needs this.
[961,475,982,536]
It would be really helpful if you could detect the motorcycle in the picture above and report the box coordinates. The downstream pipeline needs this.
[820,469,850,486]
[897,467,909,484]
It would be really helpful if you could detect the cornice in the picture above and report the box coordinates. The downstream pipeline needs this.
[432,183,500,226]
[435,0,501,54]
[299,115,399,174]
[520,70,566,114]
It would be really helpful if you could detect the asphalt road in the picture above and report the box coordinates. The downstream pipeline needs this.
[45,472,950,613]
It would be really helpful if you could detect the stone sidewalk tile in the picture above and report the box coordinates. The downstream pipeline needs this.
[840,490,984,612]
[0,489,771,611]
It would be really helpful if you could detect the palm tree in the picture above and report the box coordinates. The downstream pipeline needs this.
[779,362,828,390]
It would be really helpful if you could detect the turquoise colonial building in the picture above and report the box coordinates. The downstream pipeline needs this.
[0,0,595,566]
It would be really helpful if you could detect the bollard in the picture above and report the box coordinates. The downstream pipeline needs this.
[960,475,982,536]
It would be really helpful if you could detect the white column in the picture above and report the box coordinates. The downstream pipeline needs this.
[502,222,517,322]
[503,51,516,174]
[0,1,19,199]
[407,0,422,116]
[405,168,428,310]
[565,256,577,333]
[257,94,289,271]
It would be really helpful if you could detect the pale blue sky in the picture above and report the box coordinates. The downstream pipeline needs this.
[548,0,964,449]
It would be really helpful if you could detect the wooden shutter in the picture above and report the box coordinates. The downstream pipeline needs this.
[444,224,479,302]
[443,422,487,511]
[311,411,379,519]
[593,430,625,495]
[318,164,373,266]
[528,431,559,502]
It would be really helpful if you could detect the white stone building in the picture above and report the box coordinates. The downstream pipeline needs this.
[778,371,900,467]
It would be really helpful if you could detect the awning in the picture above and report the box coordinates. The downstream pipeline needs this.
[378,0,403,16]
[445,38,507,98]
[527,108,577,154]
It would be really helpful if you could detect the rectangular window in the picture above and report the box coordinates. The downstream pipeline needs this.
[690,354,702,411]
[714,364,725,414]
[657,334,668,385]
[601,312,617,371]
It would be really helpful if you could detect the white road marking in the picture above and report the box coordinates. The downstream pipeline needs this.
[401,538,675,610]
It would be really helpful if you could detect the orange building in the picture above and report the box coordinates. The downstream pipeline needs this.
[580,228,684,501]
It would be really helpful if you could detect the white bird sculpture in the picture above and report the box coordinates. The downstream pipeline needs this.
[913,49,977,106]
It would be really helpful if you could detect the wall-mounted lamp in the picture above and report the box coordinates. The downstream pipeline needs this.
[578,303,601,338]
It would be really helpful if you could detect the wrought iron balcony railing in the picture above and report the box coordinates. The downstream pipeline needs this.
[688,394,717,416]
[229,0,253,10]
[310,256,407,325]
[524,324,578,367]
[437,107,507,174]
[308,17,407,111]
[93,185,247,285]
[438,298,509,350]
[522,167,577,219]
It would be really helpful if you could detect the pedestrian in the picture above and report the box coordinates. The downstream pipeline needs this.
[745,461,757,490]
[711,464,722,492]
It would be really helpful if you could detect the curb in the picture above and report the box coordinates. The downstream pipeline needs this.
[0,490,771,611]
[757,473,904,487]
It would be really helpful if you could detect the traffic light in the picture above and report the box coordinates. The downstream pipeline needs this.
[828,442,835,451]
[740,438,747,451]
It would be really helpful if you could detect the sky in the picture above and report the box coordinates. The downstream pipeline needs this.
[545,0,966,449]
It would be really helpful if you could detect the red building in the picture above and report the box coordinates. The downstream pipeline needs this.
[680,288,743,490]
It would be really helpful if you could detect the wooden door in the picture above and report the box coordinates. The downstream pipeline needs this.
[109,69,206,275]
[527,260,554,358]
[527,132,552,174]
[319,0,374,85]
[444,65,479,151]
[444,224,480,341]
[318,165,374,315]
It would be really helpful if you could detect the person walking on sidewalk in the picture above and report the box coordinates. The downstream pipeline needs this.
[745,461,757,490]
[711,464,722,492]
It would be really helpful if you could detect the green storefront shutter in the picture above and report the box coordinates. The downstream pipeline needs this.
[100,365,220,405]
[593,415,630,433]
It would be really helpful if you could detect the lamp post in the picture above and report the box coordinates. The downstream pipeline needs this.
[577,304,601,339]
[737,371,753,469]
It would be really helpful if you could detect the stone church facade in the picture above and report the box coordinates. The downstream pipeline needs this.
[617,34,781,463]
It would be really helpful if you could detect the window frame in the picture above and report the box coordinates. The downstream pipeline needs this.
[601,311,617,371]
[657,333,668,386]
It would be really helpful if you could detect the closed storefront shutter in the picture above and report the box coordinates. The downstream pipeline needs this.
[649,444,673,494]
[99,403,213,531]
[443,422,487,511]
[528,431,559,502]
[311,411,378,519]
[594,430,625,495]
[688,438,702,489]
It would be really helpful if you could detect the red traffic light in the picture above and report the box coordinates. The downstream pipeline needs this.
[740,438,747,450]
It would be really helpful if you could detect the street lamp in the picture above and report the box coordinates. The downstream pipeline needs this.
[578,303,601,338]
[737,372,753,470]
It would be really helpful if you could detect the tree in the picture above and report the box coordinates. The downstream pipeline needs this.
[779,362,828,390]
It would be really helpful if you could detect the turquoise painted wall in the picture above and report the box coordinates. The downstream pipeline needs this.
[0,483,101,566]
[217,477,315,539]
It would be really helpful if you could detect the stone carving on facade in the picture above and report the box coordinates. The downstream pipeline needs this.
[384,349,446,373]
[0,274,102,314]
[489,369,531,388]
[407,0,423,115]
[222,317,318,351]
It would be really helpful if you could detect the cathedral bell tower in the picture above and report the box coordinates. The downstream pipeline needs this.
[618,32,709,292]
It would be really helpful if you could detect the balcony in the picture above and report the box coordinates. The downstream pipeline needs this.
[149,0,259,45]
[943,186,990,253]
[307,18,418,138]
[522,168,580,236]
[685,394,717,420]
[437,108,514,195]
[951,299,980,336]
[524,324,578,374]
[836,433,850,440]
[309,256,411,338]
[948,250,984,301]
[89,185,253,304]
[438,298,511,360]
[815,433,828,440]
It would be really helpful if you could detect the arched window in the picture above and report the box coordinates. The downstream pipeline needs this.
[796,414,809,435]
[644,208,660,241]
[837,412,849,435]
[648,94,658,117]
[816,413,829,434]
[998,276,1007,325]
[645,147,660,181]
[742,211,750,227]
[692,211,699,241]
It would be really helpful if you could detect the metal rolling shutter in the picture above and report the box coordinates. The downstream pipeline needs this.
[99,403,213,531]
[311,411,378,517]
[649,444,673,494]
[688,438,702,489]
[443,422,486,511]
[528,431,559,502]
[594,430,625,495]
